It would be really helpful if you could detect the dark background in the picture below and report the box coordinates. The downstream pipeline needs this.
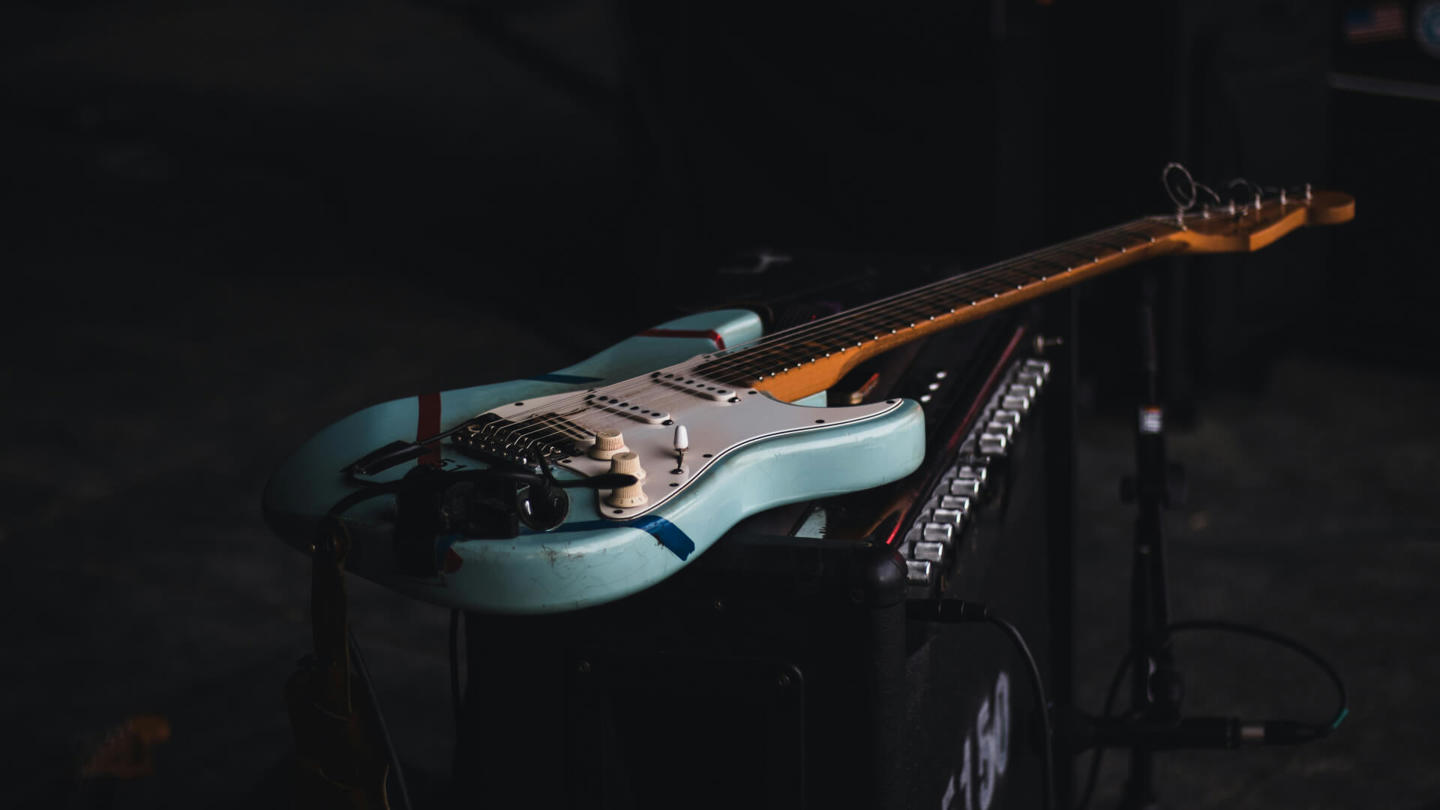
[3,0,1439,807]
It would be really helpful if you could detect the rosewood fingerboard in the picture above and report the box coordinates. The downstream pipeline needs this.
[694,218,1183,402]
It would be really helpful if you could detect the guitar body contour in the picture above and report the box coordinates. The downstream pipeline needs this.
[266,183,1353,615]
[264,309,927,614]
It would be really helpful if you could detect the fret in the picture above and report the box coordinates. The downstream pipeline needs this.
[1116,226,1160,245]
[1085,236,1131,254]
[1052,246,1101,265]
[1015,261,1056,280]
[693,217,1189,385]
[945,278,999,306]
[1030,258,1072,277]
[988,267,1041,289]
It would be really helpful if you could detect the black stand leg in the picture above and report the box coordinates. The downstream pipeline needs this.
[1116,272,1186,810]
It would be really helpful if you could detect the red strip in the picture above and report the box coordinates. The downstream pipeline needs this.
[638,328,726,350]
[940,326,1029,459]
[886,326,1030,549]
[417,392,442,467]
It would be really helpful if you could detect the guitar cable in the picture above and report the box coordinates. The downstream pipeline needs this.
[313,492,421,810]
[1072,619,1349,810]
[909,599,1055,810]
[348,626,416,810]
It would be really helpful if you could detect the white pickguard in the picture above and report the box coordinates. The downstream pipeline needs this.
[482,360,904,520]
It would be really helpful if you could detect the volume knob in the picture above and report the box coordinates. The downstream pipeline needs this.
[605,451,648,508]
[588,429,627,461]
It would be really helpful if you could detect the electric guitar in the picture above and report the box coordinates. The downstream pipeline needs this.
[264,175,1354,614]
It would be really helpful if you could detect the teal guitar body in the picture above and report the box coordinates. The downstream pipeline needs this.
[264,186,1355,614]
[264,309,926,614]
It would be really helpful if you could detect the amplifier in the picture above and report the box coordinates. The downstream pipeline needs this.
[453,287,1074,810]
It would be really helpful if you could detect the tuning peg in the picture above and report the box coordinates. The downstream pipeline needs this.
[1161,162,1198,228]
[1225,178,1262,212]
[1195,182,1223,218]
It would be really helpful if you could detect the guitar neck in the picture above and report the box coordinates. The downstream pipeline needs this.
[696,217,1184,401]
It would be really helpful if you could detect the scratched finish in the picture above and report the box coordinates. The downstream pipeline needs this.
[263,309,926,613]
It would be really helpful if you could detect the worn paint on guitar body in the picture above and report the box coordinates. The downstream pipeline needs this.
[264,309,926,614]
[266,187,1355,614]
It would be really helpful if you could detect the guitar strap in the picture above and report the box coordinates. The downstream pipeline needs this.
[285,519,392,809]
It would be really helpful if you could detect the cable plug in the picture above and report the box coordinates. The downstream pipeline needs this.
[1244,720,1329,746]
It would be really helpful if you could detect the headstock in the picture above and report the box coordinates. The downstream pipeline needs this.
[1156,163,1355,255]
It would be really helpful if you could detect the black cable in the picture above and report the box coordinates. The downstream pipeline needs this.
[910,600,1055,810]
[1073,619,1348,810]
[315,495,416,809]
[1074,647,1134,810]
[1162,620,1348,734]
[982,612,1056,810]
[348,627,415,810]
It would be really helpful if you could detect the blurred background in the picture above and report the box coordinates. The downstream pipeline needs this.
[3,0,1438,807]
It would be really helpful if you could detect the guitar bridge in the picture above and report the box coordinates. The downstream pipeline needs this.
[452,413,584,467]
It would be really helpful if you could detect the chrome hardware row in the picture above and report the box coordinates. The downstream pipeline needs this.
[902,356,1053,589]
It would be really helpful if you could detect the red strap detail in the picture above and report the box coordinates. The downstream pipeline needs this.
[417,392,442,467]
[637,328,726,350]
[442,548,464,573]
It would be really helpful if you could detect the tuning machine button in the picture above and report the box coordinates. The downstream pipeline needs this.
[588,429,627,461]
[604,451,648,507]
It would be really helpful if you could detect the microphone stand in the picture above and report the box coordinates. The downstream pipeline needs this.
[1116,271,1187,810]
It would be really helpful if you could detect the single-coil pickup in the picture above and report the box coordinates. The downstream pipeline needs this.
[649,372,738,403]
[582,393,670,425]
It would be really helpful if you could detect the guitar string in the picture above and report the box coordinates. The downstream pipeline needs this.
[483,221,1162,449]
[700,221,1169,383]
[485,219,1175,451]
[468,200,1298,467]
[507,193,1296,442]
[488,217,1186,452]
[488,217,1186,451]
[492,199,1299,451]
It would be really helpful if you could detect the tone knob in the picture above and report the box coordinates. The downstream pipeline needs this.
[588,429,627,460]
[604,451,648,508]
[608,450,646,481]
